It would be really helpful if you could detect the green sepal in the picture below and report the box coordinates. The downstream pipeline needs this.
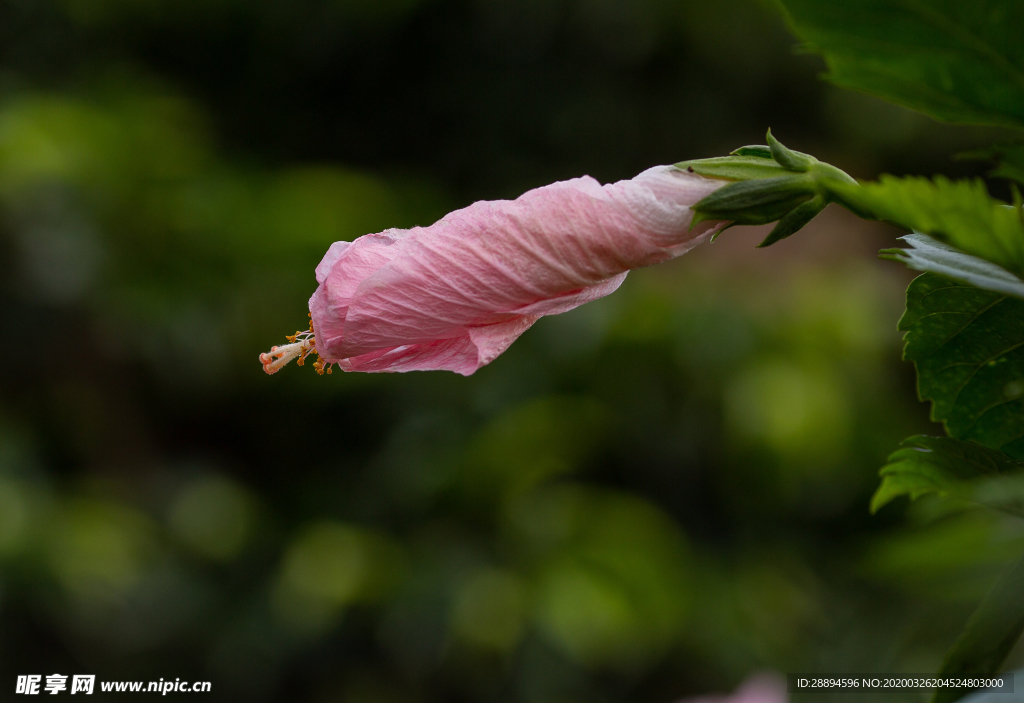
[675,156,790,181]
[730,145,773,159]
[767,128,813,172]
[709,222,741,243]
[685,129,858,246]
[758,195,826,247]
[693,174,813,213]
[695,194,813,228]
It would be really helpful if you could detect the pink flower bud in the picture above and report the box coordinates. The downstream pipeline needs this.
[261,165,726,376]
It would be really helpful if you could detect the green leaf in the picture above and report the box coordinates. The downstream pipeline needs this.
[932,551,1024,703]
[835,176,1024,278]
[872,435,1024,517]
[775,0,1024,129]
[881,233,1024,300]
[900,273,1024,458]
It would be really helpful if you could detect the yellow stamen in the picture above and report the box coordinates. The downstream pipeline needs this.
[259,319,336,376]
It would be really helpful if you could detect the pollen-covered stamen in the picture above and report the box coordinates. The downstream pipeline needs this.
[260,337,314,375]
[313,358,335,375]
[260,316,335,375]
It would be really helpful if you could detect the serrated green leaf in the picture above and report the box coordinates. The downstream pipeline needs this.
[775,0,1024,129]
[901,273,1024,458]
[835,176,1024,278]
[872,435,1024,517]
[881,233,1024,300]
[933,551,1024,703]
[674,156,789,181]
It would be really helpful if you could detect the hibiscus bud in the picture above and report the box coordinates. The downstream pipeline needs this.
[259,131,853,376]
[259,164,727,376]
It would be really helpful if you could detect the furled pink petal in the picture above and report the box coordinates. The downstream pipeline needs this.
[680,674,788,703]
[301,165,726,376]
[338,316,540,375]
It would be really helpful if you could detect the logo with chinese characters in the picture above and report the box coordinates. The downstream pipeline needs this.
[16,675,95,695]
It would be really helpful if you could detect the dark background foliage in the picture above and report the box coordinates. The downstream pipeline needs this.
[0,0,1021,701]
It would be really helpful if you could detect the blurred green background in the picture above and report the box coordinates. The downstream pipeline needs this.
[1,0,1023,701]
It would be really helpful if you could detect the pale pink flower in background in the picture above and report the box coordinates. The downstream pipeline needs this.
[680,674,788,703]
[261,165,727,376]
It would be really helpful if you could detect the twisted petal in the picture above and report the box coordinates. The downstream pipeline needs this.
[310,165,725,375]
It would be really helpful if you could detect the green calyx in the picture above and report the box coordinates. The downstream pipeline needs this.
[677,129,861,247]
